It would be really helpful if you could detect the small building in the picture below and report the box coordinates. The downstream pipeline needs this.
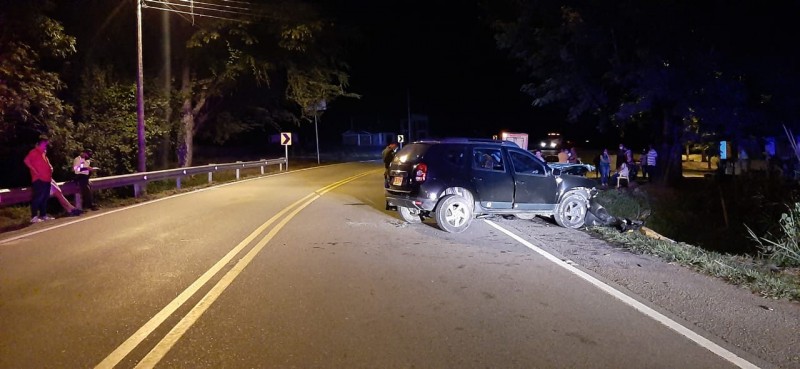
[342,130,395,146]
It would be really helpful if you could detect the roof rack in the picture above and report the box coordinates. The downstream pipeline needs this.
[438,137,519,146]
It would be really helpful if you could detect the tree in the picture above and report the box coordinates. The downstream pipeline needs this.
[492,0,792,184]
[0,1,78,184]
[169,1,355,167]
[75,65,169,175]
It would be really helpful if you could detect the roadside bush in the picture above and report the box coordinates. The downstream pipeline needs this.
[596,174,799,255]
[0,206,31,232]
[593,188,651,220]
[748,203,800,267]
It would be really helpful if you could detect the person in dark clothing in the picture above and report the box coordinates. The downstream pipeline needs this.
[382,143,398,187]
[616,144,626,170]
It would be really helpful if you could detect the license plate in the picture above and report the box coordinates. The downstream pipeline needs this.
[392,176,403,186]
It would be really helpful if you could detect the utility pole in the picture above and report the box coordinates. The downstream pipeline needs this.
[160,9,171,168]
[314,113,320,164]
[406,89,412,143]
[135,0,147,196]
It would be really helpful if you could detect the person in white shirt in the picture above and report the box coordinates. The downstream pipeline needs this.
[645,145,658,181]
[73,149,99,210]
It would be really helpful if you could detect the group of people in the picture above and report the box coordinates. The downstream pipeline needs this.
[23,137,99,223]
[557,147,581,164]
[597,144,658,188]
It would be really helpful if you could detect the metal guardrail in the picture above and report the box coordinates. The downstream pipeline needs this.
[0,158,287,208]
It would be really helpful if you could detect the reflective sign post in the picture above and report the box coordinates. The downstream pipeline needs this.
[281,132,292,171]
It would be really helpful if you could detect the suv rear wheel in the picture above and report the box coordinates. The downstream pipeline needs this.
[554,190,588,229]
[397,206,423,223]
[434,195,473,233]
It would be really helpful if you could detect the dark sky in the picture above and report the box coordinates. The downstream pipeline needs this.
[317,0,553,139]
[56,0,562,143]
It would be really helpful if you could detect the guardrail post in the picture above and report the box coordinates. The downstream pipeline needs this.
[134,183,144,198]
[260,165,264,175]
[176,177,182,189]
[280,163,283,171]
[208,172,213,183]
[236,168,240,180]
[75,193,83,209]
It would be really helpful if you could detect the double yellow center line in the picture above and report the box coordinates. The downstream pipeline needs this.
[95,170,377,369]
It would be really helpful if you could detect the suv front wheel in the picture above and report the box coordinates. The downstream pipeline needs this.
[434,195,473,233]
[554,191,589,229]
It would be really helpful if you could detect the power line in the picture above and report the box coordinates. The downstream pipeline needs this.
[219,0,254,5]
[142,3,253,23]
[142,0,257,23]
[144,0,255,15]
[143,0,261,18]
[153,0,194,24]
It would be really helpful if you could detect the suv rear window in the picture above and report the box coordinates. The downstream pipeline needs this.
[398,143,431,162]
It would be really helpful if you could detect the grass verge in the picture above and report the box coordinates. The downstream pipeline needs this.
[591,188,800,301]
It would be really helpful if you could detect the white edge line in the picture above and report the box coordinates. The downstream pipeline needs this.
[483,219,761,369]
[0,163,345,246]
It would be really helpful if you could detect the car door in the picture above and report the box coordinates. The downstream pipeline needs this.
[507,148,558,209]
[471,147,513,209]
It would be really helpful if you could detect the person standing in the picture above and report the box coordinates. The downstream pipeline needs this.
[599,148,611,187]
[639,149,648,180]
[646,144,658,181]
[738,147,750,173]
[382,142,398,187]
[568,147,580,163]
[626,148,638,181]
[533,149,545,161]
[616,144,627,170]
[557,148,569,163]
[23,138,55,223]
[73,149,99,210]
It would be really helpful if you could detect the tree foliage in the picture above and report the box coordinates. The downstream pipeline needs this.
[0,1,78,179]
[492,0,800,184]
[76,66,169,175]
[172,1,356,166]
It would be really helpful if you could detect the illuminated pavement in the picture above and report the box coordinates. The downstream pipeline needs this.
[0,162,789,368]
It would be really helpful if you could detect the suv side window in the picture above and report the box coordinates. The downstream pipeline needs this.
[473,148,505,171]
[510,150,547,175]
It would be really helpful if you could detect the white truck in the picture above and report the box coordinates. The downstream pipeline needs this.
[501,132,529,150]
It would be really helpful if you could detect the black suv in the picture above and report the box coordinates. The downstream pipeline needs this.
[385,138,597,233]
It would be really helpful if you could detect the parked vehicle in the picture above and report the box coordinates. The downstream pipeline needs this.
[385,138,598,233]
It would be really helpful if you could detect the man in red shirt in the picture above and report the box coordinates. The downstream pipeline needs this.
[23,138,54,223]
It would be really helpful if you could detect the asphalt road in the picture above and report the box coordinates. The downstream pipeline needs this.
[0,162,791,368]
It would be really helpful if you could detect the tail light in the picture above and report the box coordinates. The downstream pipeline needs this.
[414,163,428,182]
